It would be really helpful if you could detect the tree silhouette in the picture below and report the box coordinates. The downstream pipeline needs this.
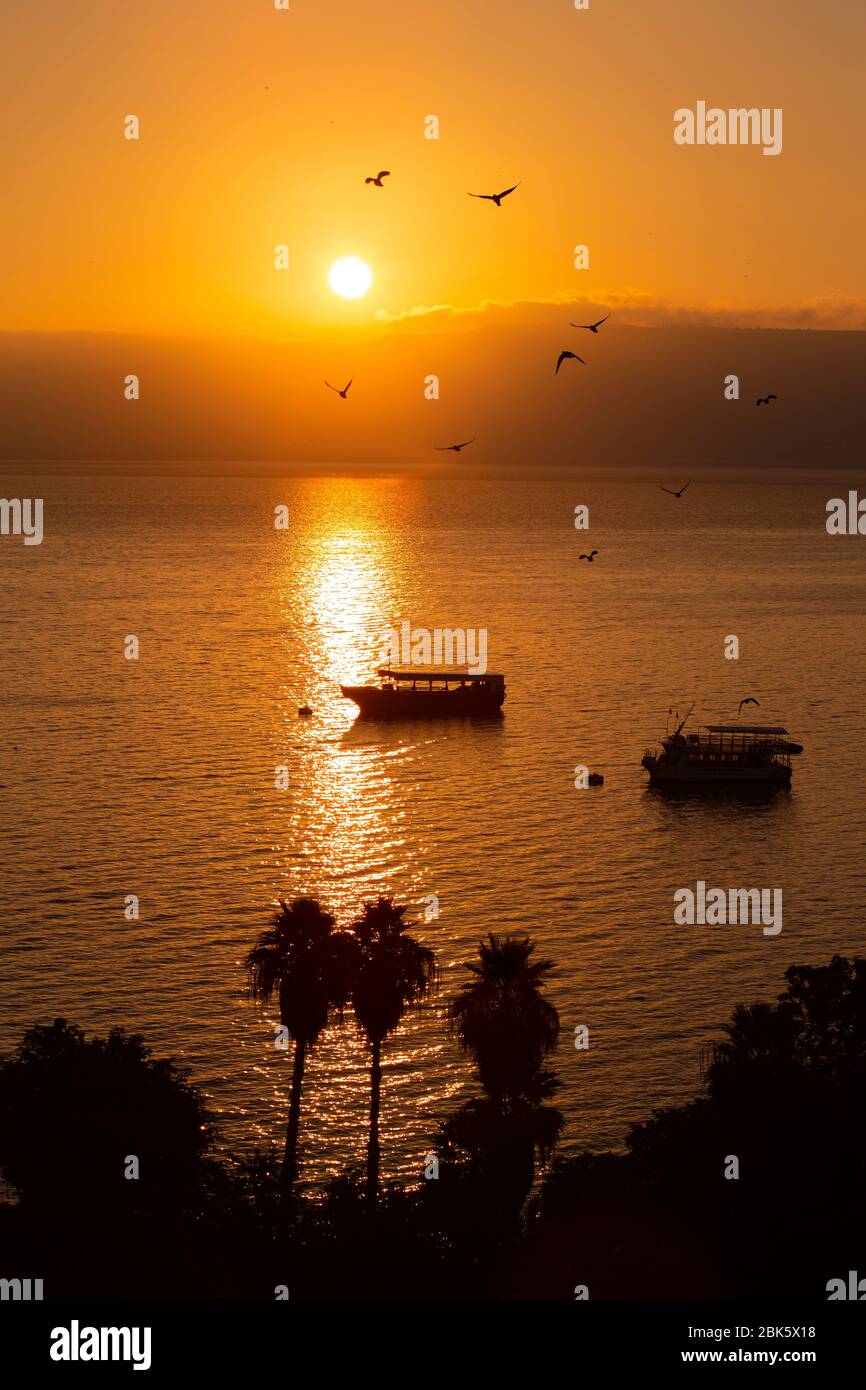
[443,935,563,1224]
[245,897,358,1193]
[449,933,559,1101]
[348,898,437,1203]
[519,955,866,1299]
[0,1018,215,1222]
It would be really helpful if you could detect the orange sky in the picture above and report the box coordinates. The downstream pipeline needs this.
[3,0,866,341]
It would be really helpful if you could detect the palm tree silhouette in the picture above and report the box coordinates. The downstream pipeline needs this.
[442,936,562,1222]
[348,898,437,1203]
[449,933,559,1102]
[245,897,357,1194]
[442,1069,564,1210]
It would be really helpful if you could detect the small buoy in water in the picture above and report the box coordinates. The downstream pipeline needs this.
[298,705,312,718]
[587,772,604,786]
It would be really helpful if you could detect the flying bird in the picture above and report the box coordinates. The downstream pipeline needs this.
[569,313,611,333]
[738,697,760,715]
[756,394,778,406]
[659,481,691,498]
[556,350,586,375]
[468,182,520,206]
[325,378,353,399]
[579,550,599,562]
[435,439,476,453]
[365,171,390,186]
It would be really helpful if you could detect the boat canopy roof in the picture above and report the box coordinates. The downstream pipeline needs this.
[703,724,788,735]
[377,666,502,683]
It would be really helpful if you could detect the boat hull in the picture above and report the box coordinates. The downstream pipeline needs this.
[642,755,792,792]
[341,684,505,720]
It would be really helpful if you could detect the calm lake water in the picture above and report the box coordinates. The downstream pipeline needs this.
[2,474,866,1185]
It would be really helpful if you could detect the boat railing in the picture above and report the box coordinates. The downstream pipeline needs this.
[686,743,792,767]
[377,667,502,692]
[691,734,788,752]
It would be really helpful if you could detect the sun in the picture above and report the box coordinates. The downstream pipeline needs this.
[328,256,373,300]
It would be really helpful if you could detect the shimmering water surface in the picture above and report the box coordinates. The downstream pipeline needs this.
[3,475,866,1185]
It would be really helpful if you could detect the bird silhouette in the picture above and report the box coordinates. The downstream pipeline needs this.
[556,350,586,375]
[738,697,760,714]
[756,394,778,406]
[325,378,353,399]
[579,550,599,562]
[435,439,476,453]
[660,481,691,498]
[365,171,390,186]
[468,182,520,206]
[569,313,611,333]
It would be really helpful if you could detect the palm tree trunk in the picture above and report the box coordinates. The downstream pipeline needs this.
[282,1037,306,1194]
[366,1039,382,1204]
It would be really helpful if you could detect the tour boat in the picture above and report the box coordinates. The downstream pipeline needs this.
[642,707,802,790]
[340,666,506,719]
